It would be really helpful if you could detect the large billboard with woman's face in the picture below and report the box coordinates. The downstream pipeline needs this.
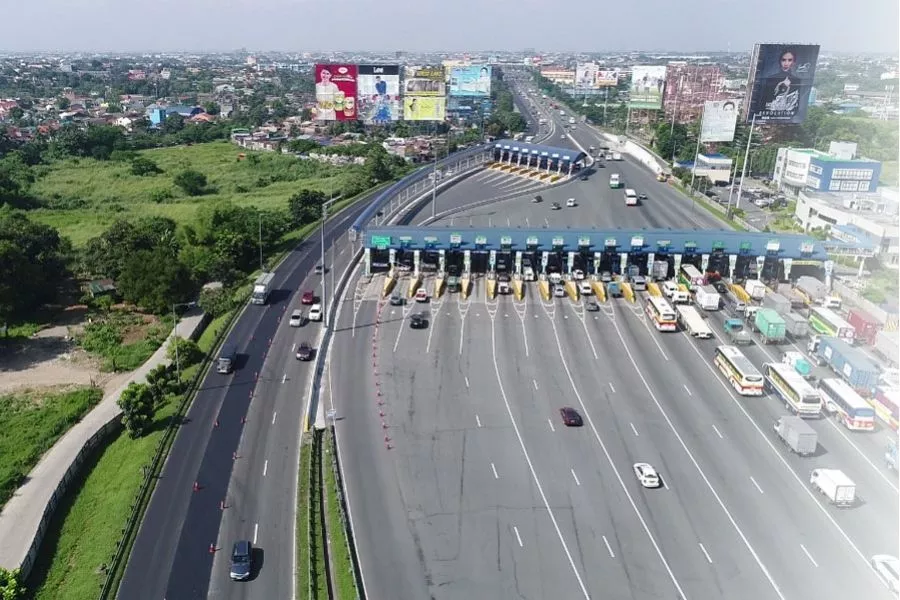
[744,43,820,124]
[314,64,358,121]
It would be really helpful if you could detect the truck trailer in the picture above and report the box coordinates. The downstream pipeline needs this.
[744,279,767,301]
[814,336,880,392]
[695,285,721,311]
[754,308,787,344]
[774,416,817,456]
[847,308,879,346]
[874,330,899,366]
[782,312,809,338]
[251,272,275,305]
[762,292,791,317]
[810,468,856,507]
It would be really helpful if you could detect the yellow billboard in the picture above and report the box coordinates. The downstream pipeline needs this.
[403,97,446,121]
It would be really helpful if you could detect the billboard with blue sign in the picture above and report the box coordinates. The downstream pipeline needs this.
[449,66,492,97]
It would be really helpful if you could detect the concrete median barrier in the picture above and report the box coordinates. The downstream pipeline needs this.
[434,277,445,298]
[486,278,497,300]
[564,280,579,302]
[512,279,524,301]
[678,283,690,294]
[591,280,606,302]
[621,281,635,302]
[460,277,471,299]
[647,282,662,297]
[407,274,422,298]
[538,279,551,301]
[382,275,397,298]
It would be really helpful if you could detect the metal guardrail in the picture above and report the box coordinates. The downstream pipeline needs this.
[329,426,363,599]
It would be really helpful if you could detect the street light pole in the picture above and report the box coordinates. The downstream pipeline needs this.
[171,303,180,380]
[258,212,263,271]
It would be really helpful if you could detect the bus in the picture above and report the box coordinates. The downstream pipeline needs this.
[818,378,876,431]
[678,263,706,291]
[871,386,899,431]
[808,307,855,342]
[715,345,764,395]
[763,362,822,418]
[644,295,678,331]
[624,188,638,206]
[609,173,622,189]
[676,304,713,338]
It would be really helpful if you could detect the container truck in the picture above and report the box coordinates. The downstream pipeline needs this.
[774,416,818,456]
[754,308,787,344]
[776,283,807,309]
[216,344,238,374]
[251,272,275,305]
[794,275,827,305]
[723,318,753,345]
[809,468,856,507]
[847,308,879,346]
[814,336,880,392]
[650,260,669,281]
[722,290,746,314]
[695,285,721,311]
[874,330,899,366]
[782,312,809,338]
[762,292,791,317]
[744,279,767,300]
[782,351,812,378]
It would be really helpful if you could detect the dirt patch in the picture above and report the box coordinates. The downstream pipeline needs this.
[120,314,162,345]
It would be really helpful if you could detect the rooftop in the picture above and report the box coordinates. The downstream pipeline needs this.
[492,139,586,162]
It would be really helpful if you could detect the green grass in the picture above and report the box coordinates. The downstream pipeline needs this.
[296,435,312,598]
[78,312,169,372]
[310,432,328,599]
[0,387,104,510]
[323,430,356,600]
[28,141,355,247]
[879,161,898,188]
[24,398,179,600]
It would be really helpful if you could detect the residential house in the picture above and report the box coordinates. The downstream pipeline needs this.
[146,104,204,126]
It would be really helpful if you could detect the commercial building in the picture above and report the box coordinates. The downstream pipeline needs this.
[773,145,882,197]
[663,63,728,123]
[694,153,733,184]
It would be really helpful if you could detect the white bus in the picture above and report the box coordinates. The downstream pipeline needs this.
[609,173,622,189]
[808,307,855,343]
[624,188,638,206]
[818,378,876,431]
[763,362,822,418]
[715,345,764,395]
[644,295,677,331]
[678,263,706,291]
[676,305,712,338]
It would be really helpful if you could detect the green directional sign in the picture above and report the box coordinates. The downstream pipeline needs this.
[449,233,462,245]
[739,241,753,251]
[684,240,697,250]
[500,235,513,247]
[578,236,590,247]
[631,236,644,248]
[604,237,617,247]
[552,236,565,247]
[398,235,413,248]
[526,236,539,247]
[423,236,438,247]
[475,235,487,245]
[371,235,391,249]
[766,240,781,252]
[657,240,671,248]
[712,240,725,250]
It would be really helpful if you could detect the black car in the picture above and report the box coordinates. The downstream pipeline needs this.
[409,313,428,329]
[559,407,583,427]
[638,193,648,201]
[230,540,252,581]
[580,174,589,181]
[296,342,314,361]
[314,264,328,274]
[532,195,543,203]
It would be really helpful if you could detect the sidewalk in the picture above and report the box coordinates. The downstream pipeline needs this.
[0,310,207,578]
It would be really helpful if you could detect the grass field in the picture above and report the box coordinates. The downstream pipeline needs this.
[29,141,356,247]
[0,387,104,510]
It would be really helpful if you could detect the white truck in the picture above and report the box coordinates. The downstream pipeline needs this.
[676,305,712,339]
[810,469,856,507]
[774,416,817,456]
[251,272,275,305]
[744,279,767,301]
[695,285,721,311]
[612,152,622,161]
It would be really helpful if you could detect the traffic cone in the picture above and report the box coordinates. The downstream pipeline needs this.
[213,419,219,428]
[209,543,216,554]
[193,481,200,492]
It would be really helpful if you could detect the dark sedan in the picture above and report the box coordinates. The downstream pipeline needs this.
[296,342,314,361]
[409,313,428,329]
[559,407,583,427]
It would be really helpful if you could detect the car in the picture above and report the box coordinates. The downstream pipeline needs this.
[633,463,661,488]
[414,287,428,303]
[554,284,566,298]
[585,301,600,312]
[314,264,326,274]
[566,198,576,207]
[308,303,323,322]
[229,540,253,581]
[296,342,314,361]
[579,281,593,296]
[532,195,543,203]
[559,407,583,427]
[289,309,304,327]
[409,313,428,329]
[560,134,566,139]
[301,290,315,305]
[599,271,613,283]
[872,555,900,592]
[638,193,648,201]
[572,269,585,280]
[390,294,404,306]
[551,202,561,210]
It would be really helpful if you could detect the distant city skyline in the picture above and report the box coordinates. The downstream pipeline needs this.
[4,0,898,55]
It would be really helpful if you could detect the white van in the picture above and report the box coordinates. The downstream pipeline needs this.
[662,280,690,304]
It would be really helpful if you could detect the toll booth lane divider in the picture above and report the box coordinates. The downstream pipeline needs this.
[621,281,635,303]
[434,277,445,298]
[407,274,423,298]
[564,280,579,302]
[382,274,397,298]
[486,278,497,300]
[538,279,551,301]
[647,282,662,297]
[512,278,524,301]
[460,277,471,300]
[677,283,690,294]
[591,280,606,302]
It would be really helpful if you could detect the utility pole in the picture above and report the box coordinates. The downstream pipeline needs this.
[258,212,263,271]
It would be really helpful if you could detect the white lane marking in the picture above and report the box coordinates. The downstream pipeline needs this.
[476,414,482,428]
[533,379,539,391]
[263,460,268,477]
[712,424,724,439]
[683,384,693,396]
[282,373,286,383]
[272,412,277,425]
[491,462,499,479]
[608,317,786,599]
[571,468,581,486]
[634,311,670,361]
[253,522,259,544]
[662,478,670,490]
[630,423,639,437]
[682,333,874,576]
[392,313,405,353]
[458,314,466,356]
[292,343,296,353]
[699,543,713,564]
[602,535,616,558]
[465,376,470,388]
[609,382,616,393]
[750,476,764,494]
[548,418,556,432]
[824,417,899,493]
[543,317,688,598]
[489,319,590,597]
[513,526,524,548]
[425,310,437,353]
[801,544,819,567]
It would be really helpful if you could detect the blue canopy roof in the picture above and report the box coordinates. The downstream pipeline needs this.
[492,139,586,163]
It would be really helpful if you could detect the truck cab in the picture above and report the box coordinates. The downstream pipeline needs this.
[217,344,238,374]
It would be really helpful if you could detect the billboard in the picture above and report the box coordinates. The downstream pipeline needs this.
[744,43,820,124]
[404,97,447,121]
[403,66,446,97]
[596,69,619,87]
[700,100,740,142]
[357,64,401,124]
[449,66,492,97]
[576,62,599,89]
[314,64,357,121]
[629,66,666,109]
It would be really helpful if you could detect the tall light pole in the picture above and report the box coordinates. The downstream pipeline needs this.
[320,190,339,330]
[258,212,263,271]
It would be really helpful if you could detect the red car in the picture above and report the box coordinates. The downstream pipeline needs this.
[301,290,315,305]
[559,407,583,427]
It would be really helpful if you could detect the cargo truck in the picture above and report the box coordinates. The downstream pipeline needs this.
[216,344,237,374]
[762,292,791,317]
[782,312,809,338]
[695,285,721,311]
[874,330,899,366]
[744,279,767,301]
[814,336,880,392]
[723,318,753,345]
[794,275,827,305]
[774,416,818,456]
[676,305,712,338]
[754,308,787,344]
[809,468,856,507]
[251,272,275,305]
[650,261,669,281]
[607,281,622,297]
[847,308,879,346]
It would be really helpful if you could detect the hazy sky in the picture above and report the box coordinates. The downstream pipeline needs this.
[4,0,898,54]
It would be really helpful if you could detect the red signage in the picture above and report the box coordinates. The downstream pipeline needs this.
[314,64,358,121]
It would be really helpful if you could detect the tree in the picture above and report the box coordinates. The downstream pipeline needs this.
[56,97,71,110]
[203,101,220,115]
[167,337,203,368]
[173,169,207,196]
[117,382,155,437]
[162,112,185,134]
[287,189,325,226]
[198,285,237,317]
[0,567,24,599]
[82,216,179,280]
[366,145,392,183]
[117,248,194,314]
[131,156,162,176]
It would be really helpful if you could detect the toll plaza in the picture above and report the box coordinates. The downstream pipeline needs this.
[362,226,834,286]
[490,139,587,177]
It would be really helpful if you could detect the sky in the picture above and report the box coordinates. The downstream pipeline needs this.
[4,0,898,54]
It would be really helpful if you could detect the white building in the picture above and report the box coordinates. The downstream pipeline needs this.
[773,146,882,198]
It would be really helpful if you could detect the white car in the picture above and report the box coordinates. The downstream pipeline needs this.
[572,269,585,281]
[308,303,323,322]
[553,284,566,298]
[415,287,428,303]
[289,309,304,327]
[872,555,900,592]
[579,281,593,296]
[633,463,660,488]
[566,198,576,207]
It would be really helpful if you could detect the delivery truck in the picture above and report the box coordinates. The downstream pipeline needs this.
[724,318,753,345]
[676,305,712,339]
[754,308,787,344]
[762,292,791,317]
[874,330,899,366]
[744,279,767,301]
[847,308,879,346]
[774,416,818,456]
[782,312,809,338]
[810,468,856,507]
[814,336,880,392]
[695,285,721,311]
[251,272,275,305]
